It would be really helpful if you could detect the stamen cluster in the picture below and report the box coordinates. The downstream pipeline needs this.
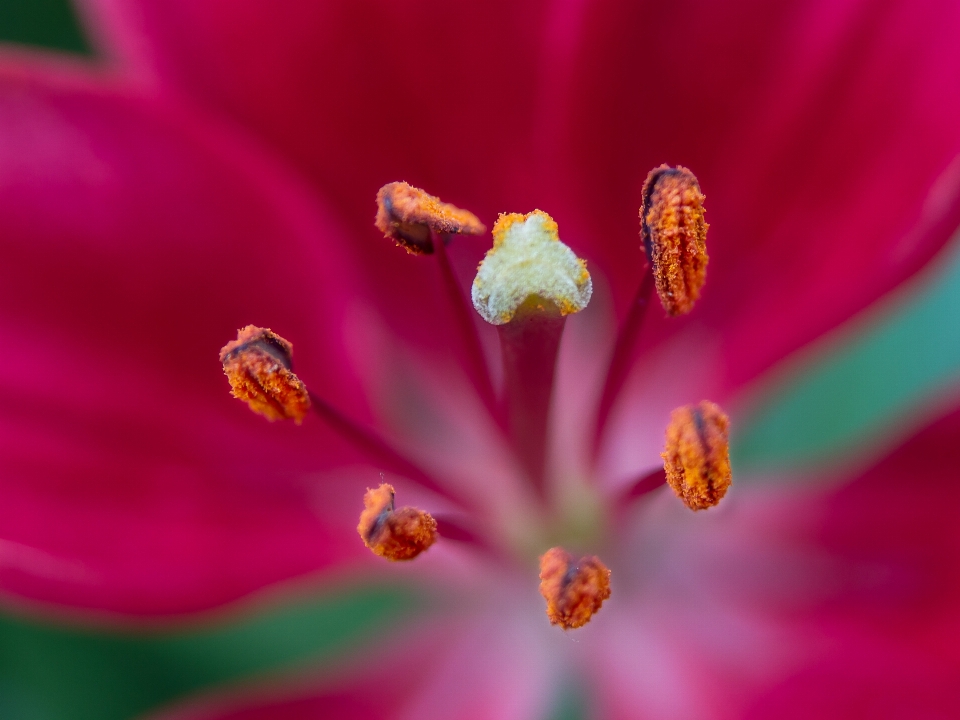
[218,169,732,631]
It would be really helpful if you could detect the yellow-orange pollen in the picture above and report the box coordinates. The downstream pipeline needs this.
[357,483,438,561]
[219,325,310,423]
[375,181,486,255]
[641,165,709,316]
[661,400,732,510]
[538,547,611,630]
[472,209,592,324]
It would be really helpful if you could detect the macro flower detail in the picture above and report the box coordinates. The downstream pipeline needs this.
[472,209,593,488]
[641,165,708,316]
[356,483,438,561]
[661,400,732,510]
[219,325,311,423]
[221,174,729,629]
[538,547,612,630]
[6,2,960,714]
[471,210,592,325]
[375,181,486,254]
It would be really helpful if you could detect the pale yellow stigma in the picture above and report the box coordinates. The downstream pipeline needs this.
[471,210,592,325]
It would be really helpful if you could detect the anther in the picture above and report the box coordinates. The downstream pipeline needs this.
[661,400,731,510]
[220,325,310,423]
[472,210,592,325]
[538,547,611,630]
[375,181,486,254]
[357,483,438,561]
[641,165,708,316]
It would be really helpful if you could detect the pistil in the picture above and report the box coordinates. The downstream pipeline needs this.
[497,297,567,496]
[472,210,592,498]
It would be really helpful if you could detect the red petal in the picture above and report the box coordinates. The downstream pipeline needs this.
[0,59,389,614]
[598,407,960,718]
[79,0,960,401]
[78,0,558,360]
[551,0,960,389]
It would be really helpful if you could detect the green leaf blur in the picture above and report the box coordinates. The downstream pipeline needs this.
[0,584,422,720]
[735,235,960,477]
[0,0,91,55]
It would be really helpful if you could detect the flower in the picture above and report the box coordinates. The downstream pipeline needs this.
[2,0,960,718]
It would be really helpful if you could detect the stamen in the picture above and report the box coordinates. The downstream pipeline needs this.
[617,467,666,505]
[431,229,499,419]
[220,327,473,510]
[472,211,592,495]
[641,165,708,316]
[376,181,486,255]
[538,546,611,630]
[307,391,472,509]
[661,400,731,510]
[220,325,310,423]
[592,269,654,450]
[357,483,438,561]
[374,182,497,417]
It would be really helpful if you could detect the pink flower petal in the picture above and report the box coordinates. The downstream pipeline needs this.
[78,0,960,402]
[595,407,960,719]
[145,614,552,720]
[0,59,397,614]
[550,0,960,390]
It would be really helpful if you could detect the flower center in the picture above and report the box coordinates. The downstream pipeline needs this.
[219,169,731,630]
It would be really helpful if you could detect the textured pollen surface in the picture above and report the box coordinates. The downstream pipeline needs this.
[641,165,709,316]
[471,210,592,324]
[661,400,732,510]
[375,181,486,254]
[219,325,310,423]
[539,547,612,630]
[357,483,438,561]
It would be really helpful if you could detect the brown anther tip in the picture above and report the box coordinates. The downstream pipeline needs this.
[538,547,611,630]
[641,165,709,316]
[375,181,486,255]
[357,483,438,561]
[661,400,731,510]
[219,325,310,423]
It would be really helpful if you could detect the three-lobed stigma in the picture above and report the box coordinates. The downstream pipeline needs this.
[375,181,486,254]
[661,400,732,510]
[357,483,438,561]
[641,165,709,316]
[539,547,612,630]
[471,210,592,325]
[220,325,311,423]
